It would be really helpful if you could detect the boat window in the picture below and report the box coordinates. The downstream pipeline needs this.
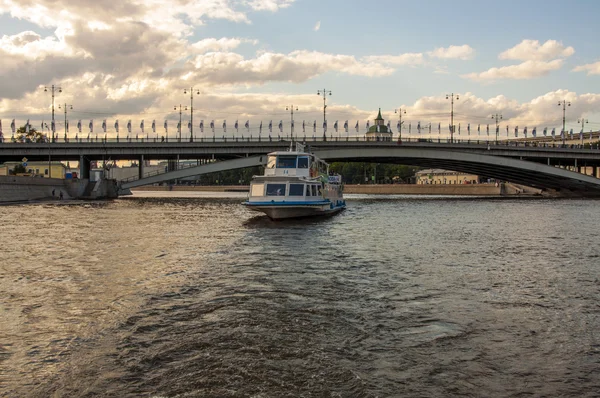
[289,184,304,196]
[266,183,286,196]
[312,185,318,196]
[267,156,277,169]
[276,156,297,168]
[297,156,309,169]
[251,183,264,197]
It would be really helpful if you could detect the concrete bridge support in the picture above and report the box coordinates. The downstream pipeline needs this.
[79,155,90,180]
[139,155,145,180]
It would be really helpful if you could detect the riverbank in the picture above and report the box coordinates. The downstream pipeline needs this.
[132,183,530,196]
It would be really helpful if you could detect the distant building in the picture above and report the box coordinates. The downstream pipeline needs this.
[415,168,480,185]
[365,108,393,142]
[0,161,70,179]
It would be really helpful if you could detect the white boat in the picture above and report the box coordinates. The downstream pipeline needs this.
[243,145,346,220]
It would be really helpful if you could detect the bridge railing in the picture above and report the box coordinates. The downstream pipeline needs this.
[2,134,600,149]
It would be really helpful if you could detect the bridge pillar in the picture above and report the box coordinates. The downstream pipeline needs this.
[593,166,597,178]
[139,155,145,180]
[79,156,90,180]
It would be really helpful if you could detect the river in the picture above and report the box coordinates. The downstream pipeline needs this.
[1,193,599,397]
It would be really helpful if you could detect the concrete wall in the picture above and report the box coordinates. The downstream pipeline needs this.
[132,183,504,195]
[0,176,89,202]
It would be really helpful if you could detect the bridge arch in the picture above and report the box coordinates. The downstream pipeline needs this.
[313,147,600,194]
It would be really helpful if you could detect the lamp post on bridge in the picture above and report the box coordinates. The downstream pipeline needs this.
[491,113,502,145]
[58,103,72,142]
[44,84,62,143]
[317,88,332,141]
[174,104,187,142]
[286,105,297,139]
[394,108,406,142]
[446,93,459,143]
[558,100,571,145]
[184,87,199,142]
[578,117,588,144]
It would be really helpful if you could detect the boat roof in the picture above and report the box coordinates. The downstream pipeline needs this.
[267,151,313,156]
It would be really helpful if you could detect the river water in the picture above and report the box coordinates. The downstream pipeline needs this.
[1,193,599,397]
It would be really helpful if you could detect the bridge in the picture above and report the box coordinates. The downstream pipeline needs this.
[2,138,600,195]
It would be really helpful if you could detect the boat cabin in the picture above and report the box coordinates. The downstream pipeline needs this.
[248,151,336,201]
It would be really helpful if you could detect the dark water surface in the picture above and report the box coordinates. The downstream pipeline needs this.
[1,194,599,397]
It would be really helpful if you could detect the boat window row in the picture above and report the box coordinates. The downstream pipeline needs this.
[267,155,310,169]
[253,182,323,197]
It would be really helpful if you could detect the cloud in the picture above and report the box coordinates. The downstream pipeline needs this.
[462,60,564,82]
[244,0,296,11]
[314,21,320,31]
[191,37,258,53]
[499,39,574,61]
[363,53,424,66]
[573,61,600,76]
[428,44,475,60]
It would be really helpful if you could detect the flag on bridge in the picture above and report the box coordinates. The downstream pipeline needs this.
[77,120,82,133]
[334,120,338,133]
[524,127,528,138]
[314,120,317,133]
[164,120,168,132]
[140,120,145,133]
[514,126,518,137]
[152,120,156,133]
[543,127,547,136]
[302,120,305,133]
[25,119,29,133]
[458,123,461,135]
[477,124,480,135]
[467,123,470,135]
[223,120,226,132]
[366,120,370,130]
[188,121,191,132]
[323,120,327,133]
[344,120,348,133]
[102,120,107,132]
[127,120,132,133]
[356,121,359,133]
[10,119,15,133]
[486,124,489,136]
[113,120,118,133]
[278,120,283,133]
[235,120,238,132]
[210,120,214,132]
[89,120,94,133]
[269,120,272,133]
[387,121,391,131]
[245,120,250,132]
[551,128,555,138]
[199,120,204,133]
[417,122,421,134]
[532,127,537,137]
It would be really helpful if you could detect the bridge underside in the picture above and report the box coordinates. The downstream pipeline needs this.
[314,148,600,195]
[120,147,600,196]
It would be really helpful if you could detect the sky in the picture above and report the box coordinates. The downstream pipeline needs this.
[1,0,600,139]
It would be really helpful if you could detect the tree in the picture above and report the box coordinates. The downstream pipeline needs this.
[12,164,26,174]
[15,126,47,143]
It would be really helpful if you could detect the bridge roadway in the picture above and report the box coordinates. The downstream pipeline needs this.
[3,139,600,194]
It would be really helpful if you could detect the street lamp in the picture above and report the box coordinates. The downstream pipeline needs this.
[174,104,187,142]
[184,87,200,142]
[44,84,62,143]
[578,118,588,144]
[286,105,298,139]
[394,108,406,142]
[446,93,459,143]
[491,113,502,145]
[317,88,332,140]
[58,103,72,142]
[558,100,571,145]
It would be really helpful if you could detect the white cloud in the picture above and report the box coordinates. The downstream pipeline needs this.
[428,44,475,60]
[462,60,564,82]
[363,53,424,66]
[499,39,575,61]
[244,0,296,11]
[191,37,258,53]
[314,21,320,31]
[573,61,600,75]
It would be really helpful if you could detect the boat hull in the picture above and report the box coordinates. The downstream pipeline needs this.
[244,202,345,220]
